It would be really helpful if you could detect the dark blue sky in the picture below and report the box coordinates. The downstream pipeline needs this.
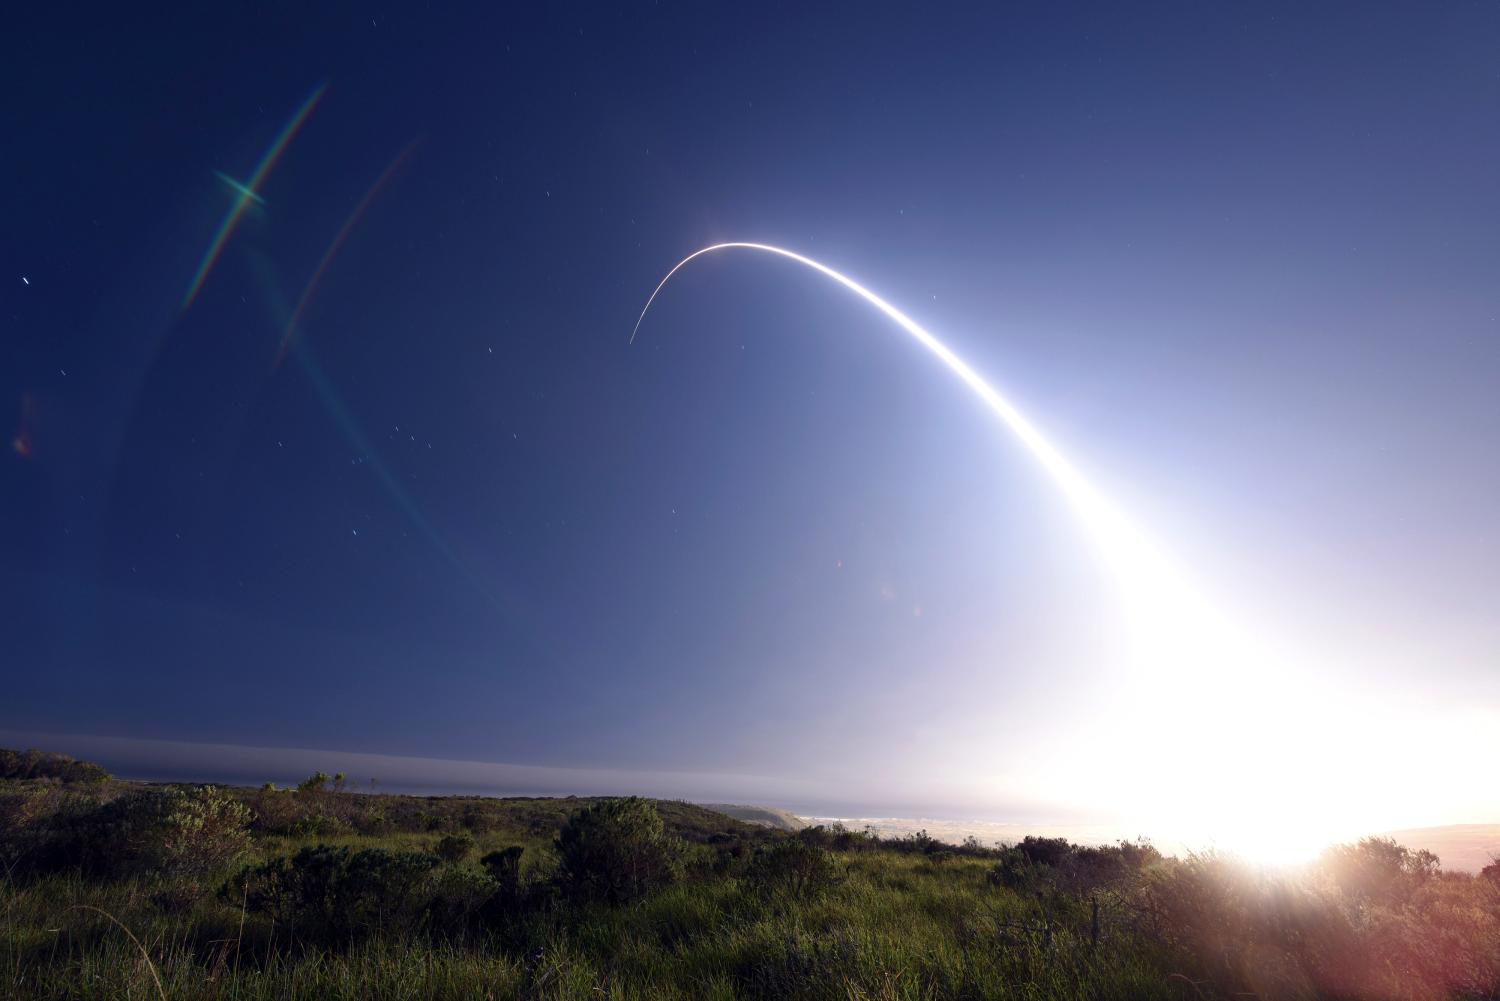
[4,4,1497,822]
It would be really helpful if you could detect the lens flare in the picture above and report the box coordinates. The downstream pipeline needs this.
[248,248,545,638]
[274,141,419,367]
[213,170,267,207]
[11,392,37,458]
[181,84,327,310]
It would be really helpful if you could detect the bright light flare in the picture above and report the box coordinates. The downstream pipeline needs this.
[214,170,267,206]
[630,242,1399,858]
[182,84,326,310]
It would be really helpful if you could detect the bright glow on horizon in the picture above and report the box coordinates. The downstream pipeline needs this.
[631,242,1488,864]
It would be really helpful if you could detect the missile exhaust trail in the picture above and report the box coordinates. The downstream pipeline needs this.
[628,241,1275,825]
[629,244,1454,850]
[629,242,1185,596]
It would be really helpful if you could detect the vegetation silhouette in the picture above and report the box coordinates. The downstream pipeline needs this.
[2,748,1498,1000]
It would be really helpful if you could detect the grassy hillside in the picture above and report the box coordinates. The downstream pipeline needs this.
[698,803,807,831]
[3,749,1499,1000]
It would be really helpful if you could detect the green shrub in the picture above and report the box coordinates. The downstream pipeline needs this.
[418,810,459,833]
[0,785,254,889]
[987,847,1045,890]
[434,831,476,863]
[707,837,752,875]
[460,803,496,833]
[288,813,350,838]
[427,863,500,930]
[887,828,941,855]
[93,786,251,881]
[555,797,683,903]
[0,784,109,875]
[1014,835,1073,867]
[956,835,996,857]
[149,881,203,914]
[227,845,338,929]
[1321,836,1440,906]
[745,838,842,899]
[794,824,834,849]
[0,748,110,783]
[830,824,877,852]
[481,845,525,894]
[228,844,443,940]
[353,801,393,835]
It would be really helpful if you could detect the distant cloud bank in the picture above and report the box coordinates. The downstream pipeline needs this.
[0,729,824,804]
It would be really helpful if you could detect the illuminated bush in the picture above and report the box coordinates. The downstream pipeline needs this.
[555,797,682,903]
[1321,836,1440,906]
[0,748,110,783]
[95,786,252,880]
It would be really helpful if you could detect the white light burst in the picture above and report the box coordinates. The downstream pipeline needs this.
[632,242,1486,863]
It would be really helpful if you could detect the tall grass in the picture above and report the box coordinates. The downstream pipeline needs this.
[4,856,1187,1000]
[3,767,1498,1000]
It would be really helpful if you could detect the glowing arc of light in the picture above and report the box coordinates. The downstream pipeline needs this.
[633,246,1500,857]
[629,242,1308,847]
[631,242,1185,596]
[181,84,327,310]
[274,141,418,366]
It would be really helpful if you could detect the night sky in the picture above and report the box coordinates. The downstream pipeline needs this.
[4,4,1498,826]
